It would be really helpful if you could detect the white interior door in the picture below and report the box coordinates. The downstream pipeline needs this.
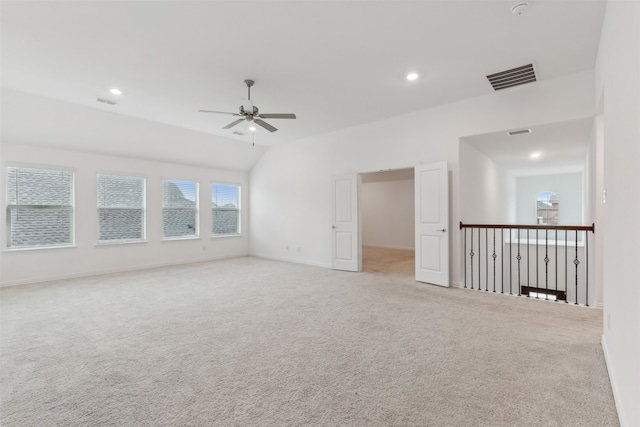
[331,174,361,272]
[415,162,449,286]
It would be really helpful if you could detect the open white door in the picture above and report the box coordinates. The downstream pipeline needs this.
[331,174,361,272]
[415,162,449,286]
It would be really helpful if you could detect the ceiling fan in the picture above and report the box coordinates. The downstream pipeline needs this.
[198,79,296,132]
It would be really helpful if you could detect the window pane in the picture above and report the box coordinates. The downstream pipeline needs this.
[163,180,197,208]
[212,209,239,234]
[212,184,240,235]
[6,167,74,248]
[162,180,198,238]
[8,207,72,248]
[163,209,197,237]
[98,209,144,242]
[97,175,144,208]
[7,167,72,206]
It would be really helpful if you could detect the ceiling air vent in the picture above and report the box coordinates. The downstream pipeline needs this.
[507,128,532,136]
[97,97,117,105]
[487,64,536,91]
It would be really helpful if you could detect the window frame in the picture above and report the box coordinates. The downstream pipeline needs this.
[5,164,76,251]
[96,173,147,245]
[211,182,242,237]
[161,178,200,240]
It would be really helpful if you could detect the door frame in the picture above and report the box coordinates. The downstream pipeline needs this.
[346,161,451,284]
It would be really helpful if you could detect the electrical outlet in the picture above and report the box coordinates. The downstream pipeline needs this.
[285,245,289,251]
[297,246,301,252]
[202,245,206,251]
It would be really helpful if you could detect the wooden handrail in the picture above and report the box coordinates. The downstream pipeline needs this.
[459,222,595,233]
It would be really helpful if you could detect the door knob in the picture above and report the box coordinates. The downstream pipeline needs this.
[437,228,446,232]
[332,225,337,229]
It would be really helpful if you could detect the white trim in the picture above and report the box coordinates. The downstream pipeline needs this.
[0,253,249,288]
[96,240,148,247]
[3,244,77,253]
[251,253,331,269]
[5,162,77,173]
[161,236,201,242]
[601,335,627,426]
[211,234,243,239]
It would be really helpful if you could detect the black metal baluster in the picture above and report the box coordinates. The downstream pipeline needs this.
[527,229,530,297]
[555,230,558,302]
[574,232,579,305]
[492,229,497,293]
[586,231,589,307]
[536,228,540,299]
[517,230,521,296]
[565,230,568,304]
[464,227,467,288]
[509,228,513,295]
[485,228,488,291]
[501,229,504,294]
[478,228,481,291]
[544,229,549,300]
[470,228,474,290]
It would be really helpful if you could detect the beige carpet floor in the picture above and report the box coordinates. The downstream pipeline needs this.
[1,251,618,426]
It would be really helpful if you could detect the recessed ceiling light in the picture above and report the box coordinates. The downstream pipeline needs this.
[249,126,257,132]
[530,152,541,159]
[406,73,419,81]
[109,88,123,95]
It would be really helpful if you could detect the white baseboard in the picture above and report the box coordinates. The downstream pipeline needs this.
[601,335,627,426]
[251,253,331,269]
[0,253,249,288]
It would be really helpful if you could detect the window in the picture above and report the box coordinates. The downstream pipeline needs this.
[97,174,145,243]
[536,191,559,225]
[211,183,241,235]
[162,179,198,238]
[6,166,74,249]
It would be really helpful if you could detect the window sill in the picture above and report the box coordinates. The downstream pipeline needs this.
[3,244,77,253]
[96,240,148,247]
[161,236,201,242]
[211,233,243,239]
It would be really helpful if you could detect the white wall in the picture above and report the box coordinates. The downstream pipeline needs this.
[516,173,583,225]
[361,179,414,250]
[595,2,640,425]
[459,140,515,224]
[249,70,595,284]
[0,143,250,286]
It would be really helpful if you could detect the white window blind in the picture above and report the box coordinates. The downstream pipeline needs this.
[162,179,198,238]
[211,184,240,235]
[6,166,74,249]
[97,174,145,243]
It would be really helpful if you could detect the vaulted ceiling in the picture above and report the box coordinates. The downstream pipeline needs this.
[1,1,606,170]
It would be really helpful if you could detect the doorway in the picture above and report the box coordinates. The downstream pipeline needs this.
[360,168,415,277]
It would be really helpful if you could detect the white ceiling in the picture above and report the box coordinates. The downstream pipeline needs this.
[1,1,606,168]
[462,117,593,176]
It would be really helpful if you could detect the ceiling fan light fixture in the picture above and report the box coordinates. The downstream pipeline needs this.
[406,72,419,81]
[530,152,541,159]
[109,88,123,95]
[249,126,256,132]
